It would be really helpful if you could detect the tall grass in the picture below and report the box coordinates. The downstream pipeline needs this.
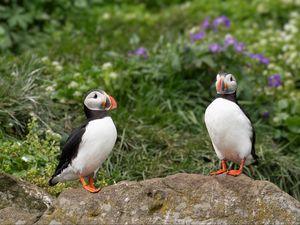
[0,56,54,136]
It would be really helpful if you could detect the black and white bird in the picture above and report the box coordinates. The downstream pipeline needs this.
[49,90,117,192]
[204,73,258,176]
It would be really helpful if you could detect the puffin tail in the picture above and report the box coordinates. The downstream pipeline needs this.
[252,152,259,165]
[48,177,58,186]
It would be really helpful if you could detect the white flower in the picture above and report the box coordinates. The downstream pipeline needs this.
[21,156,30,162]
[273,116,280,123]
[102,13,111,20]
[102,62,112,70]
[52,61,63,71]
[283,34,293,42]
[289,19,297,25]
[68,81,79,88]
[189,26,198,34]
[269,36,276,42]
[46,86,55,92]
[282,45,289,51]
[109,72,118,79]
[55,65,63,71]
[263,70,268,76]
[52,61,60,66]
[285,80,294,87]
[73,91,81,97]
[74,72,81,77]
[267,64,275,69]
[289,25,298,33]
[59,98,66,103]
[291,11,299,18]
[259,39,267,45]
[257,4,267,13]
[181,2,191,9]
[284,23,298,33]
[125,13,137,20]
[286,72,292,77]
[289,52,297,60]
[266,20,274,26]
[41,56,49,62]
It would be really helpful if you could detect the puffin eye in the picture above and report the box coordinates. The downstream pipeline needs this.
[230,76,233,81]
[93,93,97,99]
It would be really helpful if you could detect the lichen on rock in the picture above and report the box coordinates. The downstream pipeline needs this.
[35,173,300,224]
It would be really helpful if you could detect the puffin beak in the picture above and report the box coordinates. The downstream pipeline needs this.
[108,95,117,110]
[216,77,227,94]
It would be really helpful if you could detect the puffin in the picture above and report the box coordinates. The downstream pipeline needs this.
[49,90,117,192]
[204,73,258,176]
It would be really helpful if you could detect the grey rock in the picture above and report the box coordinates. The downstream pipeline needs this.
[36,173,300,224]
[0,173,54,225]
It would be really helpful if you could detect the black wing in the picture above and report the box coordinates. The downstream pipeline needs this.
[236,102,259,164]
[49,123,87,185]
[250,127,258,164]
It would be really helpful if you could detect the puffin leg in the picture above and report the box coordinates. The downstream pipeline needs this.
[79,176,100,193]
[210,160,227,175]
[227,159,245,176]
[88,177,101,193]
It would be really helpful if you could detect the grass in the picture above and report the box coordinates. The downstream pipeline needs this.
[0,0,299,200]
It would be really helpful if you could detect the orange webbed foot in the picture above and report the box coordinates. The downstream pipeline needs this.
[80,176,101,193]
[227,159,245,176]
[82,185,101,193]
[227,169,243,176]
[210,160,227,176]
[210,169,227,175]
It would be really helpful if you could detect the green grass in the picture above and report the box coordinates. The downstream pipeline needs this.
[0,0,300,200]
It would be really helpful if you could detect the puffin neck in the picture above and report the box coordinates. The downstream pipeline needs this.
[216,92,237,103]
[84,105,108,120]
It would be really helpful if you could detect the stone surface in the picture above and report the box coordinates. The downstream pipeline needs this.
[0,173,54,225]
[36,173,300,225]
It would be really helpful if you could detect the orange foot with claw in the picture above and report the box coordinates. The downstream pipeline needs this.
[210,160,227,175]
[227,169,243,176]
[227,159,245,177]
[80,176,101,193]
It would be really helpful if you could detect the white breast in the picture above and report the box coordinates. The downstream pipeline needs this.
[71,117,117,176]
[204,98,253,164]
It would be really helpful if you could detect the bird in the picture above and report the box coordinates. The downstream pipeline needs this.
[49,90,117,192]
[204,72,258,176]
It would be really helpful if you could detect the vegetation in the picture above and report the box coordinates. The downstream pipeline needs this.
[0,0,299,199]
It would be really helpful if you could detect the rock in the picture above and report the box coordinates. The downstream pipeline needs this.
[0,173,54,225]
[37,173,300,224]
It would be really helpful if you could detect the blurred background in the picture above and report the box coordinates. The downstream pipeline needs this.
[0,0,299,199]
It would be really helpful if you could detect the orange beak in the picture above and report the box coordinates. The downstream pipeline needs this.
[108,95,117,110]
[216,76,227,94]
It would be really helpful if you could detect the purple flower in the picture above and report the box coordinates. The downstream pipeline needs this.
[209,43,222,53]
[234,42,245,52]
[190,31,206,42]
[262,111,270,119]
[201,17,210,30]
[249,53,269,65]
[268,74,282,87]
[213,16,230,29]
[224,35,237,47]
[129,47,148,58]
